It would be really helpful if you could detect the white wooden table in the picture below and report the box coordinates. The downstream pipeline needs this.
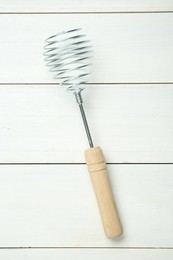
[0,1,173,259]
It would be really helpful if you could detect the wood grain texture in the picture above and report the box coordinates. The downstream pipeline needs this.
[85,147,123,238]
[0,0,173,12]
[0,164,172,247]
[0,249,172,260]
[0,84,173,163]
[0,14,173,83]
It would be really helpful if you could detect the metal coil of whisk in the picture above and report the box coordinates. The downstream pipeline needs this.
[43,28,94,147]
[44,28,92,93]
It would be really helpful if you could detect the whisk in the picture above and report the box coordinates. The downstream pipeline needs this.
[43,28,122,238]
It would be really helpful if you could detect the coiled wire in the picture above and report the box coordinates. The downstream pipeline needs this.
[43,28,92,94]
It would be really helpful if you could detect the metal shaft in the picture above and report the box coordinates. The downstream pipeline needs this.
[75,92,94,148]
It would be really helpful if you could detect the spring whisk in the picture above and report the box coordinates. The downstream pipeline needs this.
[43,28,123,239]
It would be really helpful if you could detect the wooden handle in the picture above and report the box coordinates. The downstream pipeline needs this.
[85,147,123,239]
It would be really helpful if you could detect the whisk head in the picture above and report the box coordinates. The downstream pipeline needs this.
[43,28,92,93]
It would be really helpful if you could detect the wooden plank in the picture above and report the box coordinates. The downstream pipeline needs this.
[0,0,173,13]
[0,249,172,260]
[0,84,173,163]
[0,164,172,247]
[0,14,173,83]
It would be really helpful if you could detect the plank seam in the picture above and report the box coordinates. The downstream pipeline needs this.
[0,163,173,165]
[0,82,173,86]
[0,11,173,14]
[0,247,172,249]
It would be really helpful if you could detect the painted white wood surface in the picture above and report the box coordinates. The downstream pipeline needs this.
[0,249,172,260]
[0,0,173,12]
[0,85,173,163]
[0,0,173,258]
[0,14,173,83]
[0,164,172,247]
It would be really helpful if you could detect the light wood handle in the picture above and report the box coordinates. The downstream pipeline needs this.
[85,147,123,239]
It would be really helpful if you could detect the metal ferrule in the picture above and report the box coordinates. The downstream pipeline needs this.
[74,92,83,105]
